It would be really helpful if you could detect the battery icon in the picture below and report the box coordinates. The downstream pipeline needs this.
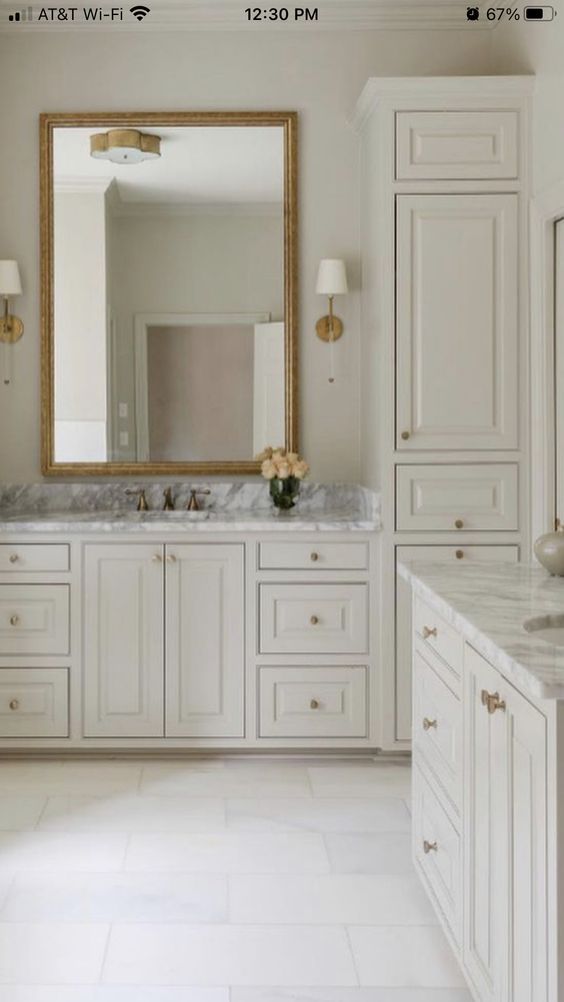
[524,5,555,17]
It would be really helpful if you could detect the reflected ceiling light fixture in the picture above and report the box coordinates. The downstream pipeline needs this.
[315,258,348,384]
[90,129,161,165]
[0,260,24,386]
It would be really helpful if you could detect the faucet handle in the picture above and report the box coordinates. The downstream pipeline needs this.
[163,487,175,511]
[125,488,149,512]
[186,488,211,512]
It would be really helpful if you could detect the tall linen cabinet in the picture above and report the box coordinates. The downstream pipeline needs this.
[354,77,534,749]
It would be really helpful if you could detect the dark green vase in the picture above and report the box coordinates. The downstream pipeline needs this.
[269,476,300,510]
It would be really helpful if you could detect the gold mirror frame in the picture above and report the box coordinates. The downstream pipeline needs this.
[40,111,298,476]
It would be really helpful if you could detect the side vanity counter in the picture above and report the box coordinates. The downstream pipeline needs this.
[0,483,381,753]
[398,559,564,1002]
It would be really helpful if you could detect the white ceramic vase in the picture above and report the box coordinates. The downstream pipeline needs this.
[534,524,564,576]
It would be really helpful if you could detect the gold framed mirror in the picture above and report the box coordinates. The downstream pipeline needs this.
[40,111,298,476]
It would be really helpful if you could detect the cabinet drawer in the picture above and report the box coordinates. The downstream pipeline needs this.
[259,666,367,738]
[398,544,519,565]
[397,464,519,532]
[413,765,462,947]
[259,584,368,654]
[0,544,70,573]
[414,649,461,811]
[0,585,70,655]
[259,541,368,571]
[0,668,69,737]
[396,111,518,180]
[414,597,462,681]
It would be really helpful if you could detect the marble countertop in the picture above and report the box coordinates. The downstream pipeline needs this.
[398,560,564,700]
[0,508,379,534]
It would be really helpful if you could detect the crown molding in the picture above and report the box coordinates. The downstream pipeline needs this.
[0,2,497,32]
[54,176,113,194]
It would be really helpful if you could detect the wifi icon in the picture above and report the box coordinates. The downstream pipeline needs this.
[130,4,150,20]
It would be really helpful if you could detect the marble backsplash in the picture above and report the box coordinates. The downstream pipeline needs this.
[0,482,380,519]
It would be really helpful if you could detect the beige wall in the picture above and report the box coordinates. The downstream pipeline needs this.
[0,29,494,482]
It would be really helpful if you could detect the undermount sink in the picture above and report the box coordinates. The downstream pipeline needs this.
[523,614,564,647]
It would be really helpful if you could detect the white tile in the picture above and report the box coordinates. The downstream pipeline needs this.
[0,797,46,831]
[227,798,411,833]
[103,924,358,986]
[229,874,436,925]
[349,926,467,988]
[0,922,108,984]
[308,764,411,799]
[141,762,311,798]
[324,833,414,874]
[0,832,127,871]
[126,832,330,874]
[0,762,141,796]
[38,795,226,832]
[230,990,473,1001]
[0,990,229,1002]
[1,871,227,923]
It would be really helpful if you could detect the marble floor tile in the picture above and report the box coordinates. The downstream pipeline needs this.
[38,794,226,832]
[226,798,411,833]
[140,763,312,798]
[0,796,47,831]
[308,764,411,798]
[229,874,436,925]
[230,990,473,1001]
[125,832,330,874]
[103,924,358,986]
[324,833,414,874]
[349,926,467,988]
[0,832,128,872]
[1,871,228,923]
[0,991,228,1002]
[0,922,109,984]
[0,762,142,796]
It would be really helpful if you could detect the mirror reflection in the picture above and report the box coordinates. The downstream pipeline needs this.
[52,123,287,465]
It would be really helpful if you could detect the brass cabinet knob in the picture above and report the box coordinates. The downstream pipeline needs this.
[8,699,19,711]
[422,626,437,639]
[423,717,437,731]
[166,554,177,563]
[423,840,438,854]
[310,698,320,710]
[455,549,464,560]
[8,554,18,564]
[481,689,506,714]
[310,615,319,626]
[9,615,19,627]
[310,552,319,562]
[152,553,163,563]
[401,431,410,440]
[455,519,464,529]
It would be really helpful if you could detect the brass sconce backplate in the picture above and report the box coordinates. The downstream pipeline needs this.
[0,316,24,344]
[315,315,343,342]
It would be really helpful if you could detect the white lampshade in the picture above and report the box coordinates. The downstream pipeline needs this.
[316,259,348,296]
[0,261,22,297]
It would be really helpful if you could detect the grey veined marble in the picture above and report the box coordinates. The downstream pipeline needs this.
[398,559,564,700]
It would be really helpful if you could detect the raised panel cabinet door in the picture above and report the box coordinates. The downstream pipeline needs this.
[396,194,518,451]
[165,544,244,737]
[463,645,508,1002]
[83,544,164,737]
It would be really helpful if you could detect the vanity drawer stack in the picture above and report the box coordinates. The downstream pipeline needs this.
[256,538,372,742]
[411,594,463,949]
[0,543,71,737]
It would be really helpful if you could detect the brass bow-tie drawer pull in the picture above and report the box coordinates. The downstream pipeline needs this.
[422,626,437,639]
[423,840,438,854]
[481,689,506,714]
[423,717,437,731]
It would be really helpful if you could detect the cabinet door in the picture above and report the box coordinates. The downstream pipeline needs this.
[396,194,518,451]
[463,644,508,1002]
[165,544,244,737]
[83,544,164,737]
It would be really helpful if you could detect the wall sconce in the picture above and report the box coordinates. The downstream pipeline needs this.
[315,258,348,384]
[0,261,23,386]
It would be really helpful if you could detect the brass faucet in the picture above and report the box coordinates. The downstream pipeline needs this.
[163,487,175,511]
[125,488,149,512]
[187,488,211,511]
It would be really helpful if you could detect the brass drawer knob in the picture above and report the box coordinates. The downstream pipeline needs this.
[9,699,19,711]
[423,717,437,731]
[166,554,177,563]
[455,549,464,560]
[481,689,506,715]
[455,519,464,529]
[310,615,319,626]
[310,552,319,562]
[152,553,163,563]
[422,626,437,639]
[9,615,20,627]
[401,430,410,440]
[310,698,320,710]
[423,840,438,854]
[8,554,18,564]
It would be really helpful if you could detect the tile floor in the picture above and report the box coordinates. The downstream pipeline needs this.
[0,757,472,1001]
